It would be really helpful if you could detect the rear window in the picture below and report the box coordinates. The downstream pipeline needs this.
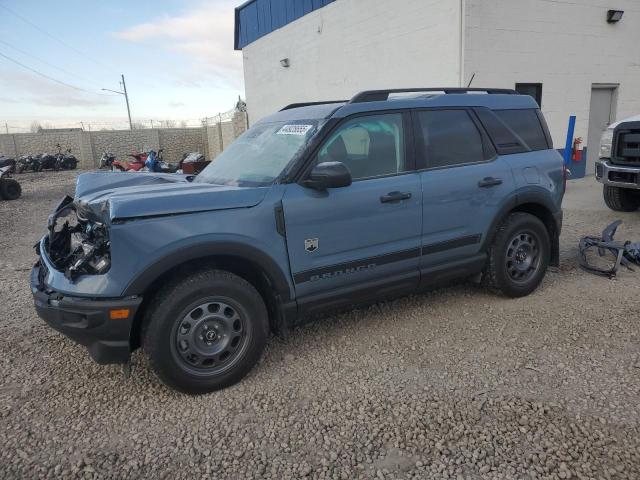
[494,109,549,151]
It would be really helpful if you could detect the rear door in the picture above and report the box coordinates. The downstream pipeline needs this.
[414,109,515,274]
[281,112,423,310]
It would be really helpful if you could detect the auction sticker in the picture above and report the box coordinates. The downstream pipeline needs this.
[277,124,313,135]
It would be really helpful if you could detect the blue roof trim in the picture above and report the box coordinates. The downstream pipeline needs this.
[234,0,334,50]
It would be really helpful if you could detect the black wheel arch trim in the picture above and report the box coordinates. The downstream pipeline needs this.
[122,241,294,303]
[481,186,561,265]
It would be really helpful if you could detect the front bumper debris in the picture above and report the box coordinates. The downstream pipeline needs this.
[31,262,142,364]
[595,160,640,189]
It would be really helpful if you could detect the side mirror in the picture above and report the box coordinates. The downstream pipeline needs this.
[304,161,352,190]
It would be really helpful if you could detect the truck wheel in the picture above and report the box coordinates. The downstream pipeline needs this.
[483,212,550,298]
[603,185,639,212]
[0,179,21,200]
[143,269,269,394]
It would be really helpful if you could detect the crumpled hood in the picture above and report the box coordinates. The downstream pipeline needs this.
[74,172,269,221]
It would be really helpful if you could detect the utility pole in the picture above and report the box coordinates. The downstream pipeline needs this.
[121,74,132,130]
[102,74,133,131]
[4,122,8,134]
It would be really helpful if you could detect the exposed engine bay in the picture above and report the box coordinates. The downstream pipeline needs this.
[42,195,111,280]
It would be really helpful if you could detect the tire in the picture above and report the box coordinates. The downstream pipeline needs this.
[483,212,550,298]
[0,178,21,200]
[603,185,640,212]
[143,268,269,394]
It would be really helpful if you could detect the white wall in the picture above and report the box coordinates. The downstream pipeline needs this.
[464,0,640,149]
[242,0,463,123]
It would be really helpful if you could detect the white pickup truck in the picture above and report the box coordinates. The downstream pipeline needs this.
[596,114,640,211]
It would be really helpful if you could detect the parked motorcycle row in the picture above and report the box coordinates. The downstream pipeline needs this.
[1,144,79,174]
[99,149,209,174]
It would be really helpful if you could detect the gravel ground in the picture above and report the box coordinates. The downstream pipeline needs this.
[1,170,640,480]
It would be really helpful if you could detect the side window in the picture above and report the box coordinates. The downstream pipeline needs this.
[494,109,549,151]
[317,113,405,180]
[417,110,486,168]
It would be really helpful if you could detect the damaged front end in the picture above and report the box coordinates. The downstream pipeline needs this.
[42,195,111,280]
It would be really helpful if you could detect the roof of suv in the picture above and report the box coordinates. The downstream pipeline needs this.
[258,89,540,124]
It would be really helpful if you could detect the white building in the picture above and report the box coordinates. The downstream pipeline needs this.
[235,0,640,175]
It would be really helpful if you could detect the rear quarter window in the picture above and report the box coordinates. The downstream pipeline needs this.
[494,109,550,151]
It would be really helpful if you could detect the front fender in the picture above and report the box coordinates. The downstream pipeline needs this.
[121,236,294,302]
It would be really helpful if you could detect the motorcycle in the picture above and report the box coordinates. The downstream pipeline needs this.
[0,156,16,173]
[144,149,178,173]
[38,151,58,171]
[112,149,147,172]
[99,150,117,169]
[0,165,21,200]
[54,144,78,170]
[15,154,41,173]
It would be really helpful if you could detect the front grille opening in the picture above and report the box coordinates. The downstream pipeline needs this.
[608,170,637,184]
[614,130,640,164]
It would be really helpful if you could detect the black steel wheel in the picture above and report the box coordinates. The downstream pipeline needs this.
[172,298,249,375]
[143,268,268,394]
[484,212,550,297]
[504,230,542,284]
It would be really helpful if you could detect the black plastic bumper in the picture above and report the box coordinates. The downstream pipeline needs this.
[30,263,142,364]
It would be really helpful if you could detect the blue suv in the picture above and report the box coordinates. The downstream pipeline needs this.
[31,88,564,393]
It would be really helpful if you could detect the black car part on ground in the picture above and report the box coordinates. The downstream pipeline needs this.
[578,220,640,278]
[45,196,111,279]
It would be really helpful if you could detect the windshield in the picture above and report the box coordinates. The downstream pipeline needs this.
[195,120,321,187]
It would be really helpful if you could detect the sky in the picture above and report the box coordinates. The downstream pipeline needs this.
[0,0,244,131]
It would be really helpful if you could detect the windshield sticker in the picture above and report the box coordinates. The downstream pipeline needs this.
[277,124,313,136]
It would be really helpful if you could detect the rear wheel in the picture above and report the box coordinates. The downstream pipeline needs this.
[483,212,550,297]
[0,178,21,200]
[143,269,269,394]
[603,185,640,212]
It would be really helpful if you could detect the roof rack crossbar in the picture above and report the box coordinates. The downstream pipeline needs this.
[280,100,347,111]
[349,88,518,104]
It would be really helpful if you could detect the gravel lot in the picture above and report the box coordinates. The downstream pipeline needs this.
[1,170,640,480]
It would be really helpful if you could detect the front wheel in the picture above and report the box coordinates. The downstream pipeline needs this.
[143,269,269,394]
[483,212,550,297]
[603,185,640,212]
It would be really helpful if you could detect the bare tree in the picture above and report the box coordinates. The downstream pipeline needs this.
[163,120,176,128]
[179,120,188,128]
[131,122,147,130]
[30,121,42,133]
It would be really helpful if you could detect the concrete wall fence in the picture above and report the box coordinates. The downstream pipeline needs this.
[0,111,248,169]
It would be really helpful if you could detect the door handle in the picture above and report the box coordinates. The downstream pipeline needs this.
[478,177,503,188]
[380,191,412,203]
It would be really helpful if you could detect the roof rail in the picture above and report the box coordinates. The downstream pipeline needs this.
[280,100,347,111]
[349,88,518,104]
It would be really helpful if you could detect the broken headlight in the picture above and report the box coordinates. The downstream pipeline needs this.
[46,196,111,280]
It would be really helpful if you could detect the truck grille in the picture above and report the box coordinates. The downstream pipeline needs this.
[612,128,640,165]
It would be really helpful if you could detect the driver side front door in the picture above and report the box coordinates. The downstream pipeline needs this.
[281,112,423,317]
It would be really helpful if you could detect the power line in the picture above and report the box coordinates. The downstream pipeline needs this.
[0,39,108,91]
[0,3,158,91]
[0,50,118,96]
